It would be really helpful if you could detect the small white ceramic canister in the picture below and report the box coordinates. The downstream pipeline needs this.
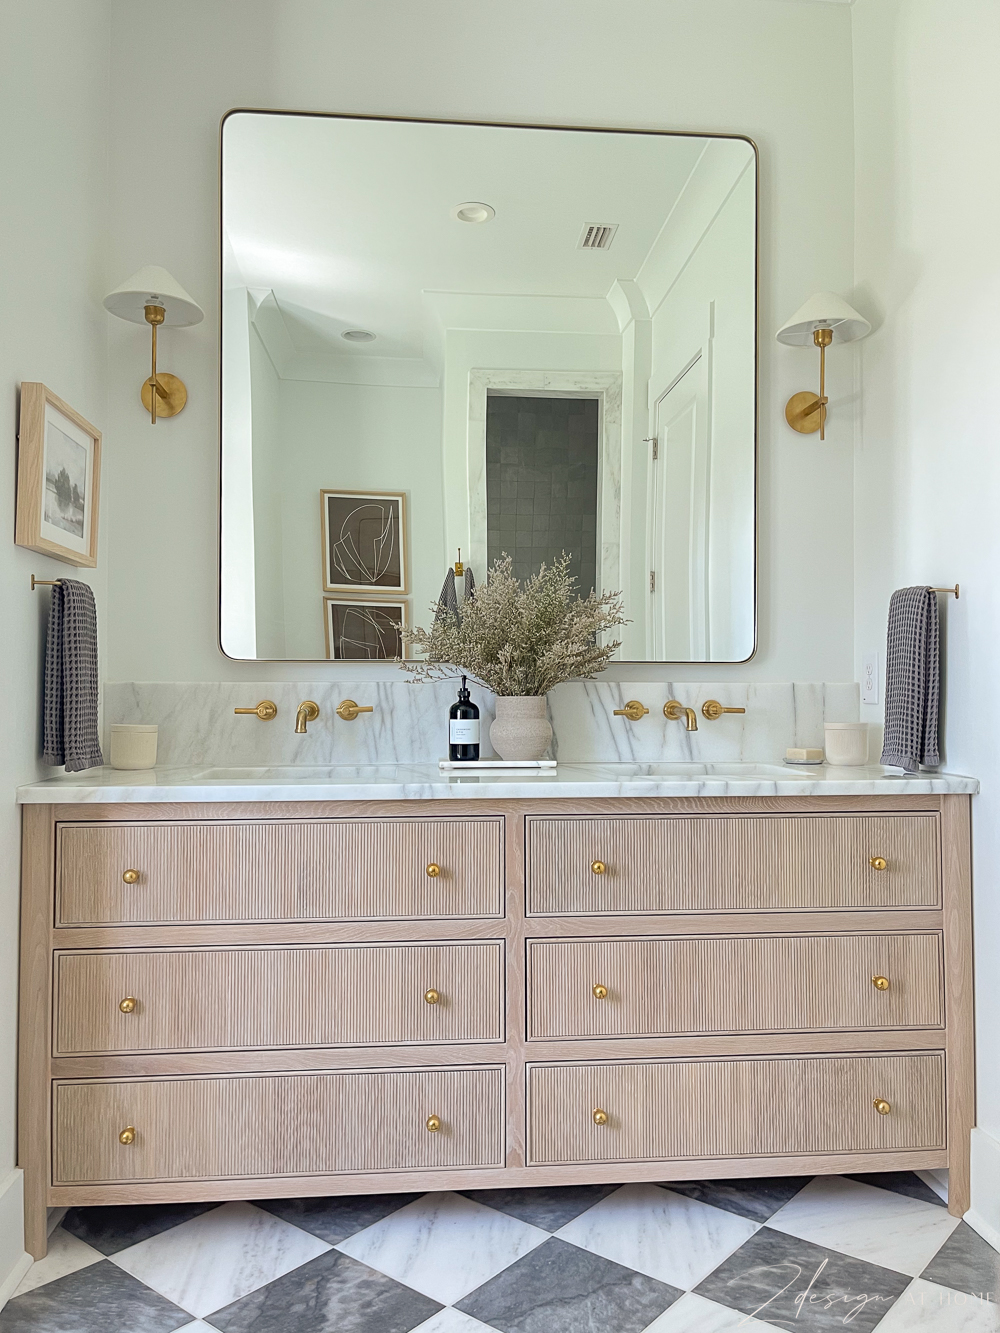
[824,722,869,767]
[110,724,158,770]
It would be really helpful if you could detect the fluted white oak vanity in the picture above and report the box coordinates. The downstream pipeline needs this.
[18,765,976,1258]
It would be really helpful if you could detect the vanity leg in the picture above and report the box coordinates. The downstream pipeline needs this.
[19,806,54,1259]
[942,795,974,1217]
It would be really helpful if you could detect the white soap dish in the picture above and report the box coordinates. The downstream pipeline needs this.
[439,759,556,771]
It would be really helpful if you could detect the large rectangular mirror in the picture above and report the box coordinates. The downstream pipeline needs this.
[221,113,756,662]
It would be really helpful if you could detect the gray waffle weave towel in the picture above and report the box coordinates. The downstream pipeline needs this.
[434,566,476,626]
[880,586,940,773]
[42,578,104,772]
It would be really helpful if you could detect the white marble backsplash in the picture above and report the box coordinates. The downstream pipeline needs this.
[103,679,860,768]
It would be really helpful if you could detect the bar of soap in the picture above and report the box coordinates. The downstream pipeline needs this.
[786,747,824,763]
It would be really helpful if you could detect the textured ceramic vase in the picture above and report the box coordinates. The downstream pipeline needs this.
[489,695,552,761]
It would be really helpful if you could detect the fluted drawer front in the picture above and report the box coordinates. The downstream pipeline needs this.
[53,1067,504,1184]
[528,933,943,1039]
[56,818,503,925]
[528,1054,945,1165]
[54,943,504,1054]
[527,814,939,915]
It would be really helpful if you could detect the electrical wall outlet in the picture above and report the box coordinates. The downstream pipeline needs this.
[862,651,879,705]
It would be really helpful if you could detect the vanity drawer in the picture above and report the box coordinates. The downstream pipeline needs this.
[527,932,943,1039]
[56,818,504,925]
[53,1066,504,1185]
[527,1053,946,1165]
[526,814,939,915]
[54,942,504,1054]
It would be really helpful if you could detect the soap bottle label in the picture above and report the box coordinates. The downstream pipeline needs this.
[450,719,480,744]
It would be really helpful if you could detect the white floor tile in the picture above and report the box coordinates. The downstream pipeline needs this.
[336,1191,548,1305]
[766,1175,961,1277]
[873,1278,1000,1332]
[555,1182,758,1290]
[410,1308,497,1332]
[13,1227,103,1295]
[109,1199,330,1317]
[643,1290,780,1331]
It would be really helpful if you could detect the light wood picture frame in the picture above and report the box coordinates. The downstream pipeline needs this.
[323,596,409,661]
[320,488,408,595]
[16,383,101,568]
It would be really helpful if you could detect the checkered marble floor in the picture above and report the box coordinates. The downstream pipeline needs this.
[3,1173,998,1332]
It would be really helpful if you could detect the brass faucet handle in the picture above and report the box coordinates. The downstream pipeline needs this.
[701,700,747,722]
[613,700,649,722]
[235,700,278,721]
[336,699,375,722]
[664,700,684,722]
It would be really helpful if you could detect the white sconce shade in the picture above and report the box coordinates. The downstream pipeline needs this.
[775,291,870,346]
[103,266,204,326]
[103,266,203,423]
[776,292,870,439]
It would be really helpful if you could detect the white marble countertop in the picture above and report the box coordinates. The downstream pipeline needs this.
[16,762,979,803]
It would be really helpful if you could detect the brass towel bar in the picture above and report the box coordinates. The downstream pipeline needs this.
[930,585,960,598]
[30,576,64,590]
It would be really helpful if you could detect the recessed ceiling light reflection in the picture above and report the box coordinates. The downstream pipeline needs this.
[341,329,376,342]
[451,202,495,224]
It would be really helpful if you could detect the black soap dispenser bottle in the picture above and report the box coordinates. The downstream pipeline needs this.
[449,675,480,762]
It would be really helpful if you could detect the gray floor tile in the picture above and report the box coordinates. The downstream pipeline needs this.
[458,1185,620,1231]
[694,1226,911,1332]
[206,1248,441,1332]
[846,1171,947,1207]
[62,1202,222,1255]
[0,1260,190,1333]
[455,1236,682,1333]
[920,1221,1000,1301]
[659,1176,811,1223]
[257,1193,423,1244]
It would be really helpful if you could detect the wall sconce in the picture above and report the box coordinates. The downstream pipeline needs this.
[776,292,870,440]
[103,266,204,424]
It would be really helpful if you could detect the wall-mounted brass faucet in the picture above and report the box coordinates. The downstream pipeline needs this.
[294,701,320,734]
[613,700,649,722]
[234,700,277,721]
[664,700,698,731]
[336,699,374,721]
[702,700,746,721]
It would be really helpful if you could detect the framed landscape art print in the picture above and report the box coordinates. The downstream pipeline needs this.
[16,382,102,567]
[320,488,407,595]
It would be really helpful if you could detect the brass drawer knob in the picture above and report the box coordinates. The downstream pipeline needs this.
[592,1108,608,1126]
[424,989,440,1005]
[873,1098,891,1116]
[870,856,888,871]
[426,863,441,878]
[591,860,607,875]
[119,1126,136,1145]
[592,984,608,1000]
[426,1114,442,1133]
[122,869,140,885]
[872,975,890,991]
[119,997,137,1014]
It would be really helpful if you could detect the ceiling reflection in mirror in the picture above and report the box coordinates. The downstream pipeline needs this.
[220,113,756,662]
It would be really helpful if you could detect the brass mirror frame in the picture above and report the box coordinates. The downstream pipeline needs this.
[218,108,758,665]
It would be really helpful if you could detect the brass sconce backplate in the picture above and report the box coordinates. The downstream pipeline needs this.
[785,390,825,435]
[140,373,187,419]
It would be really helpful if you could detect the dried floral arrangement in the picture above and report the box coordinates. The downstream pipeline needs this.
[399,553,628,696]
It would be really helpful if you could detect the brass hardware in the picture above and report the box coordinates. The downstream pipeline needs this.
[665,700,698,731]
[870,856,888,871]
[872,975,890,991]
[591,860,607,875]
[424,988,440,1005]
[30,576,63,590]
[702,700,747,721]
[592,984,608,1000]
[336,699,374,722]
[614,700,649,722]
[118,1127,136,1145]
[119,997,137,1014]
[873,1098,891,1116]
[930,585,960,599]
[426,1114,442,1133]
[592,1108,608,1126]
[234,700,278,721]
[425,863,441,878]
[785,327,833,439]
[122,869,140,885]
[454,548,464,576]
[140,303,187,423]
[294,700,320,734]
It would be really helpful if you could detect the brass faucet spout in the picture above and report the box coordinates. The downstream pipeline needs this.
[683,707,698,732]
[295,701,320,734]
[664,700,698,732]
